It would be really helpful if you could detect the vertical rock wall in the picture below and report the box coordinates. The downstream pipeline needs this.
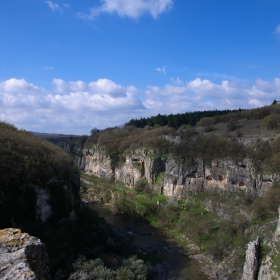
[60,142,276,198]
[163,158,275,198]
[83,146,114,179]
[241,237,260,280]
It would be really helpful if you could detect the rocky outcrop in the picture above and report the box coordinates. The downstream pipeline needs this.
[0,228,50,280]
[57,141,85,169]
[83,146,114,179]
[241,237,260,280]
[274,206,280,241]
[36,187,52,223]
[163,158,275,198]
[115,149,165,187]
[59,142,276,198]
[256,206,280,280]
[202,198,251,221]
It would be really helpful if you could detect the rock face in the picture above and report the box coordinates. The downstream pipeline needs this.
[163,158,276,198]
[0,228,50,280]
[63,141,276,198]
[274,206,280,241]
[36,187,52,223]
[241,237,260,280]
[82,146,114,179]
[58,141,85,170]
[115,148,165,187]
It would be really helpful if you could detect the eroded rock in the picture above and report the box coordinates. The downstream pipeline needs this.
[241,237,260,280]
[0,228,50,280]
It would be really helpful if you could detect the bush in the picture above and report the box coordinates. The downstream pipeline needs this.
[264,113,280,130]
[227,120,238,132]
[69,256,147,280]
[196,117,215,128]
[205,231,232,260]
[134,178,148,192]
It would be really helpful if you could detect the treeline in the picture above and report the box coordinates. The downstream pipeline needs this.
[126,109,243,128]
[126,103,280,129]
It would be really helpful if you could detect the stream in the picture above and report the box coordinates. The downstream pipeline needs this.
[89,202,209,280]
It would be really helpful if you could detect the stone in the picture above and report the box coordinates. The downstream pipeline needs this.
[36,187,52,223]
[241,237,260,280]
[0,228,51,280]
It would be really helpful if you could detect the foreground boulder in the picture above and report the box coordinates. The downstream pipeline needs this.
[0,228,50,280]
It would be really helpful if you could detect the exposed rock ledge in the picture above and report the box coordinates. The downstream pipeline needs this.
[0,228,50,280]
[241,237,260,280]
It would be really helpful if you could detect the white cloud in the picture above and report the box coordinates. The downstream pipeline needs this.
[143,77,280,116]
[1,77,280,134]
[45,1,60,12]
[63,3,70,8]
[0,78,144,134]
[155,66,167,74]
[0,78,44,95]
[79,0,173,20]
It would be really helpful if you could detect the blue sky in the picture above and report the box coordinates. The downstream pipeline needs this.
[1,0,280,134]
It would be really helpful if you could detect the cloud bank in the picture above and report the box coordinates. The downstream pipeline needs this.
[79,0,173,20]
[1,77,280,134]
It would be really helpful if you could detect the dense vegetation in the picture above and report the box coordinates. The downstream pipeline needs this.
[0,122,149,279]
[81,103,280,182]
[76,103,280,278]
[80,172,280,279]
[126,109,243,128]
[0,122,76,229]
[126,102,280,129]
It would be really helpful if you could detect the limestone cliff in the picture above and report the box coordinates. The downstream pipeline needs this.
[0,228,50,280]
[115,148,165,187]
[61,141,276,198]
[163,158,275,198]
[83,146,114,179]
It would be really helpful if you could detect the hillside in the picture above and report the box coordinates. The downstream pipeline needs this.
[0,122,151,279]
[57,104,280,279]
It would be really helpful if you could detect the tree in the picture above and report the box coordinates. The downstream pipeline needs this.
[90,127,100,135]
[264,113,280,130]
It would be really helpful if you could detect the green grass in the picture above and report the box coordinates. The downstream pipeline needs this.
[153,194,167,202]
[160,153,169,158]
[155,172,165,184]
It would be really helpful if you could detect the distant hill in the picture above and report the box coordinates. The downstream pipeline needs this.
[31,131,81,144]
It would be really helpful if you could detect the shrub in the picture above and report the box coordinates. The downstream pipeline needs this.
[134,178,148,192]
[227,120,238,132]
[69,256,147,280]
[264,113,280,130]
[196,117,215,128]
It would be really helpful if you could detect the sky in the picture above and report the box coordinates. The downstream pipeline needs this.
[1,0,280,134]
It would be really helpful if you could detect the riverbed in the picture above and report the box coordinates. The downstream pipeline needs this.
[89,202,209,280]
